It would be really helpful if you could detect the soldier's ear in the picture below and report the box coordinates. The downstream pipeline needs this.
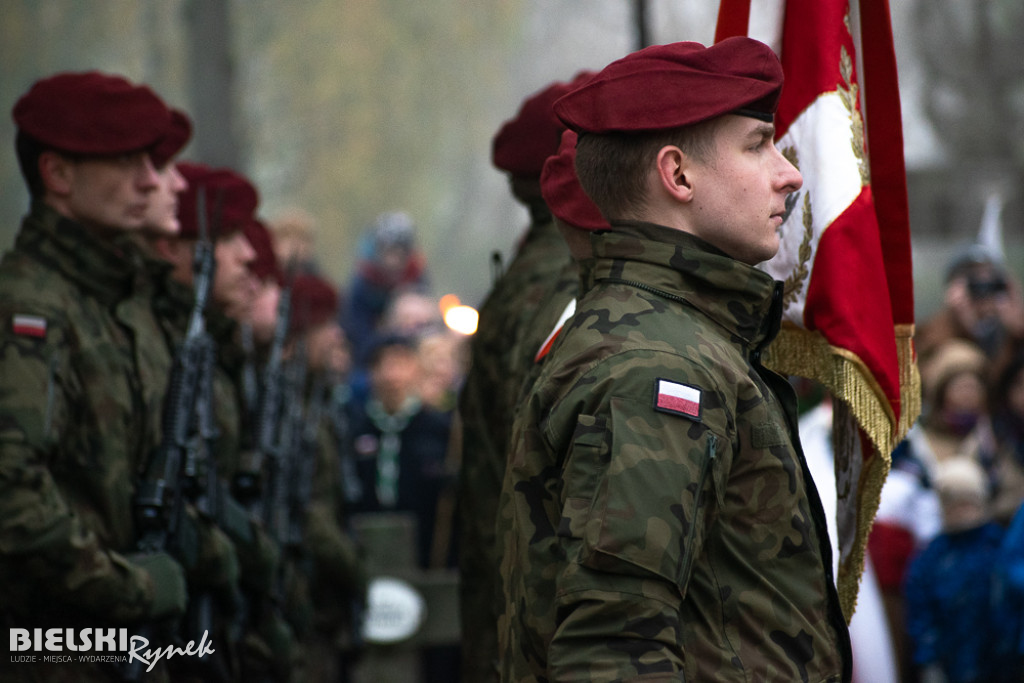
[655,145,694,204]
[38,151,74,197]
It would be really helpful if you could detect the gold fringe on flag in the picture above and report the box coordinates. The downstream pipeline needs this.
[764,322,921,621]
[895,323,922,442]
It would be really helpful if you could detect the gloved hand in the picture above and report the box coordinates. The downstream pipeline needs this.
[240,607,294,683]
[129,550,188,620]
[236,521,281,595]
[191,515,241,590]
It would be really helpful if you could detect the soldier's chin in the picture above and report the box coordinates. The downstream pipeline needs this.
[741,244,778,267]
[757,237,782,265]
[140,220,180,237]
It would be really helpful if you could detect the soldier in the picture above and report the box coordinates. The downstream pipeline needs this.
[456,74,589,682]
[137,122,258,683]
[498,38,852,681]
[245,219,285,350]
[285,273,367,683]
[143,162,259,489]
[144,163,303,683]
[522,128,610,373]
[0,72,191,682]
[140,108,191,237]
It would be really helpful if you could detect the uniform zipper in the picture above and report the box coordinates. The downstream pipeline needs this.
[43,353,58,439]
[597,277,693,308]
[681,432,717,585]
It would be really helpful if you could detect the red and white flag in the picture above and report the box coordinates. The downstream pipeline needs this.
[655,380,702,420]
[715,0,920,619]
[12,314,47,338]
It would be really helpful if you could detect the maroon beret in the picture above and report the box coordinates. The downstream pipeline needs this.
[150,109,193,168]
[554,37,783,134]
[176,162,259,240]
[289,274,339,336]
[492,71,594,177]
[541,130,609,232]
[12,71,174,156]
[244,219,283,285]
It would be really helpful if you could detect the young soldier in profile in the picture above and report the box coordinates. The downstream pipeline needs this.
[499,38,852,682]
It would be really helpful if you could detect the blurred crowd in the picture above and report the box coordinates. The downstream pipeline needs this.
[866,248,1024,683]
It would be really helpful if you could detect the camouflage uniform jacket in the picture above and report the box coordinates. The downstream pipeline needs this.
[149,276,247,479]
[498,221,851,682]
[509,256,584,407]
[148,274,272,562]
[0,202,175,681]
[457,218,570,681]
[305,379,366,630]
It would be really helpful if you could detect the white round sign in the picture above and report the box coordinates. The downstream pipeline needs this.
[361,576,427,644]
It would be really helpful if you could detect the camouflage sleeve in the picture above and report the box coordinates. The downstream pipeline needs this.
[546,355,731,681]
[305,422,366,594]
[0,313,159,623]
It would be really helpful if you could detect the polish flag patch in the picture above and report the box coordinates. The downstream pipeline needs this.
[12,314,47,338]
[534,299,576,363]
[654,379,701,420]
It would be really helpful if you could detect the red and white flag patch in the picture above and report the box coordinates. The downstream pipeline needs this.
[654,379,701,420]
[12,314,47,338]
[534,299,576,363]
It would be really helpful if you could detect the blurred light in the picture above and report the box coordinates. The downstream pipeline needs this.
[444,305,479,335]
[439,293,461,315]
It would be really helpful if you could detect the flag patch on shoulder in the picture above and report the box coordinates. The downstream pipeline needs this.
[12,314,47,338]
[654,379,701,420]
[534,299,576,363]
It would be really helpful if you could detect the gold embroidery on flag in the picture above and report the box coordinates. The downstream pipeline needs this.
[782,192,813,312]
[839,45,869,186]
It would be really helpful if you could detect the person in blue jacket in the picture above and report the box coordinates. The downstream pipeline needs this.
[904,457,1007,683]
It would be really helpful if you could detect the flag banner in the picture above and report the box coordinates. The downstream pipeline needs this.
[716,0,920,620]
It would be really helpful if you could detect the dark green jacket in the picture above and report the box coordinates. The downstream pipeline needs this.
[499,221,851,682]
[0,202,177,682]
[457,217,569,681]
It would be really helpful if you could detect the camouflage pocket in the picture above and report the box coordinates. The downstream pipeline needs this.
[557,414,609,540]
[579,397,724,594]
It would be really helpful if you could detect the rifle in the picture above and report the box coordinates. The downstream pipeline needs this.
[284,345,315,550]
[128,188,229,681]
[231,275,301,683]
[262,342,305,552]
[234,273,292,509]
[329,383,367,682]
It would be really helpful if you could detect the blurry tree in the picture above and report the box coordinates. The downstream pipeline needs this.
[185,0,244,169]
[899,0,1024,322]
[909,0,1024,238]
[913,0,1024,163]
[0,0,190,251]
[236,0,524,297]
[0,0,526,303]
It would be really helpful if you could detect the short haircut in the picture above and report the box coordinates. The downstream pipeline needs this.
[367,332,418,368]
[15,131,48,198]
[574,117,724,220]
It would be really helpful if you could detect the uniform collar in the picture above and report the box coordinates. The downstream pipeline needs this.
[589,220,782,348]
[154,272,238,346]
[19,199,142,305]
